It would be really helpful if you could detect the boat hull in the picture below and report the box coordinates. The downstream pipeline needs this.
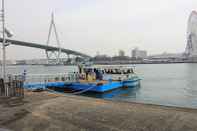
[67,81,122,93]
[67,79,140,93]
[24,80,141,93]
[122,79,140,87]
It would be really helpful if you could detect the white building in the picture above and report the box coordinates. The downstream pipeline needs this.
[132,48,147,59]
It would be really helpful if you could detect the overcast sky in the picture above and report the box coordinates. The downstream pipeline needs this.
[1,0,197,60]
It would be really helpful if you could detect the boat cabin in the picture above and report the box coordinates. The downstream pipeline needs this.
[78,65,136,81]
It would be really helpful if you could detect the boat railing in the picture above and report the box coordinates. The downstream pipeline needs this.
[10,73,79,85]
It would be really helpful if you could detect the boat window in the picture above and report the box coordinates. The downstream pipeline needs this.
[123,70,127,74]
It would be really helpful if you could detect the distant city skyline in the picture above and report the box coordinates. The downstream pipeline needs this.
[1,0,197,60]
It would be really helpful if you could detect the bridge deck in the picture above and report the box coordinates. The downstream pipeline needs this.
[0,38,91,58]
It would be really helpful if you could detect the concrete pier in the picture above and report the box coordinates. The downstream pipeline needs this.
[1,91,197,131]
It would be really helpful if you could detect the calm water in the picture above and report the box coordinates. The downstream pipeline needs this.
[4,63,197,109]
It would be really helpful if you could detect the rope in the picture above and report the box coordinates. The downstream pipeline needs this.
[45,88,70,96]
[72,86,95,95]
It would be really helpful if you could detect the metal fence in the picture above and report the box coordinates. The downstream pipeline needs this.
[0,75,24,97]
[0,73,79,95]
[23,73,79,84]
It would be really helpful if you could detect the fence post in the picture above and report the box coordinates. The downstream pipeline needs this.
[0,75,24,97]
[0,78,4,96]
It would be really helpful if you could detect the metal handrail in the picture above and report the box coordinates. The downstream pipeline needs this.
[22,73,79,84]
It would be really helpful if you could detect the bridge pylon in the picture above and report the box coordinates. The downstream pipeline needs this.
[45,12,62,65]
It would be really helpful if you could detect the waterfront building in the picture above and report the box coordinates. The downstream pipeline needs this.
[118,50,125,57]
[25,59,48,65]
[0,60,16,65]
[185,11,197,57]
[132,48,147,59]
[15,60,26,65]
[92,55,112,64]
[149,52,183,59]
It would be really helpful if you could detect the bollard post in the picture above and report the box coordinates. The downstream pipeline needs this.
[8,75,11,97]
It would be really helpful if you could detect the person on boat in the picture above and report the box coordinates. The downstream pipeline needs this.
[98,70,103,80]
[106,69,110,74]
[78,64,83,74]
[125,69,129,74]
[113,69,117,74]
[111,69,114,74]
[84,68,89,80]
[101,69,105,74]
[76,72,80,81]
[104,69,108,74]
[90,69,96,80]
[22,69,27,82]
[95,69,99,80]
[118,69,122,74]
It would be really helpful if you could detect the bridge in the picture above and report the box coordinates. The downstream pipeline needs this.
[0,38,91,64]
[0,13,91,64]
[0,38,90,58]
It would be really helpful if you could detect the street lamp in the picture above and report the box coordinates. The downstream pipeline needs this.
[1,0,6,80]
[1,0,13,80]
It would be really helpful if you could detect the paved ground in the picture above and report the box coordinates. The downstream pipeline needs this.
[1,91,197,131]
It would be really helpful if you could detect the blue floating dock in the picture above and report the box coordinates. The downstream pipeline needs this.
[23,82,67,91]
[23,78,140,93]
[65,78,141,93]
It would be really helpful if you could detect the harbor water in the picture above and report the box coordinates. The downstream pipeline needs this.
[4,63,197,109]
